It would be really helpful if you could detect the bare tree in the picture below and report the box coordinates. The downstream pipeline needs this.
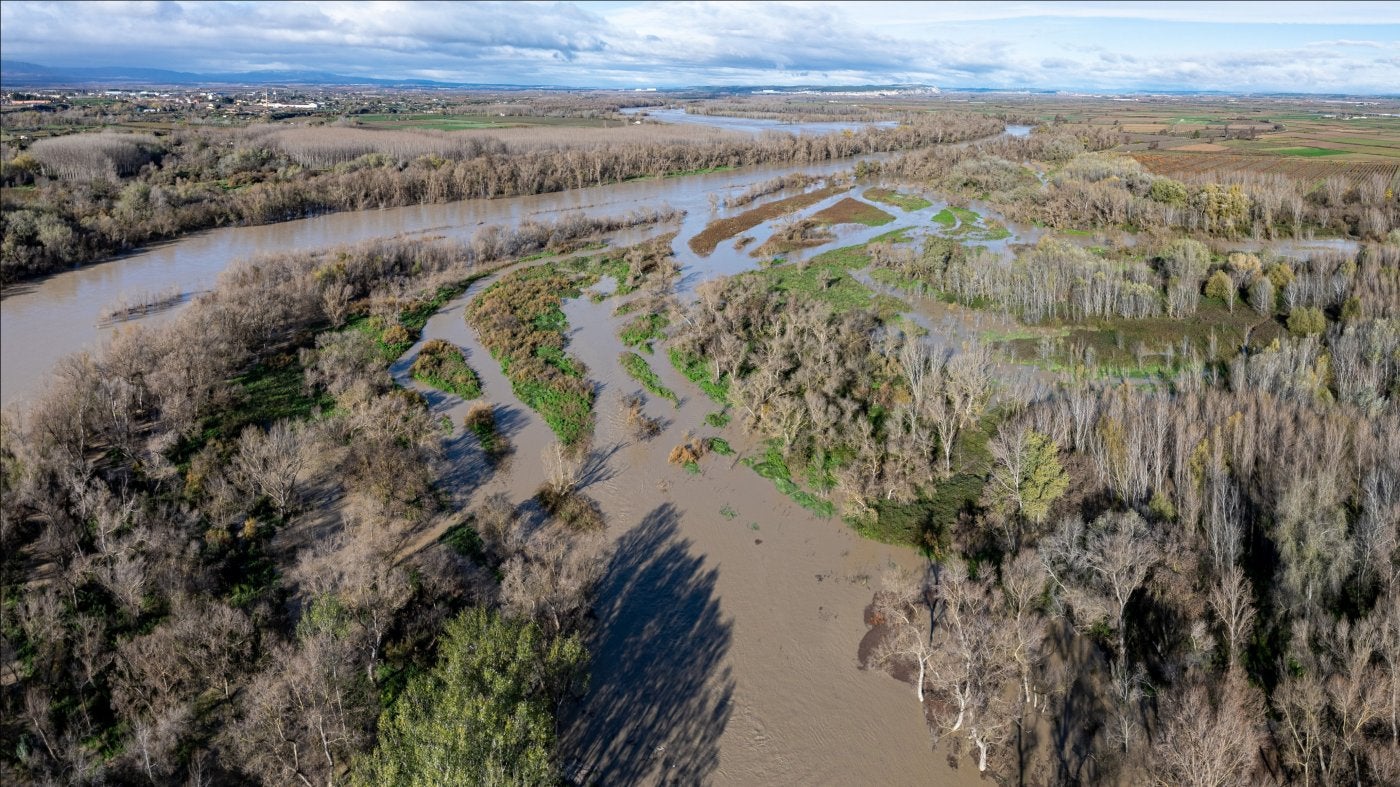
[1151,671,1266,787]
[501,524,611,638]
[1208,565,1256,669]
[231,420,309,517]
[871,568,935,702]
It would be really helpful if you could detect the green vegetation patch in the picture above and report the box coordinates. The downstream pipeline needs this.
[863,187,933,211]
[467,266,595,445]
[410,339,482,398]
[173,353,335,467]
[619,312,669,353]
[931,208,957,227]
[1273,147,1349,157]
[744,441,835,518]
[620,351,679,406]
[440,521,489,566]
[751,258,908,318]
[669,347,730,404]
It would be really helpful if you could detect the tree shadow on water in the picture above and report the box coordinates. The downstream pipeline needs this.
[561,503,734,785]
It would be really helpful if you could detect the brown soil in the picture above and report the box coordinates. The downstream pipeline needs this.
[750,219,837,257]
[810,196,895,226]
[1171,142,1229,152]
[689,184,846,255]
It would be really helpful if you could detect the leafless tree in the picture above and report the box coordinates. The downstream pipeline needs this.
[231,420,309,517]
[1208,565,1256,669]
[1150,670,1266,787]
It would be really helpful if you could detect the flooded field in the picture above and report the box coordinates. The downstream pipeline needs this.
[622,106,900,135]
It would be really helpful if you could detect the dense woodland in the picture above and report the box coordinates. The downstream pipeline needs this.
[0,211,676,784]
[666,234,1399,782]
[882,138,1400,242]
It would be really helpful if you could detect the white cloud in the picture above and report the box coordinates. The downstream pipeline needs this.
[1,0,1397,92]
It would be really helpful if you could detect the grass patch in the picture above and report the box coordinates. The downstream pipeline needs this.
[467,266,595,446]
[744,441,835,518]
[689,184,847,255]
[410,339,482,398]
[949,206,981,224]
[708,437,734,455]
[705,410,731,427]
[619,312,669,353]
[669,347,730,404]
[864,187,932,211]
[931,208,957,227]
[172,353,334,467]
[620,351,679,405]
[750,259,908,318]
[1273,146,1349,157]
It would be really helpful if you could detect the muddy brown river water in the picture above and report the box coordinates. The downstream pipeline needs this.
[387,268,981,785]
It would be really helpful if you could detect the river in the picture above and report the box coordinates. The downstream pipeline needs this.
[621,106,900,136]
[2,123,1050,405]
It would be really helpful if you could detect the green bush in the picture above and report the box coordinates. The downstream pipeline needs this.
[1204,270,1235,304]
[411,339,482,398]
[619,312,669,353]
[620,351,678,405]
[1287,306,1327,337]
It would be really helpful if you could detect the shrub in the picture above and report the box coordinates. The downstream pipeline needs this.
[1287,306,1327,337]
[412,339,482,398]
[668,435,709,467]
[621,393,664,441]
[464,401,507,456]
[1205,270,1235,304]
[535,486,605,531]
[1148,177,1189,205]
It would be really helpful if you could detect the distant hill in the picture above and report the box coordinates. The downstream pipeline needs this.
[0,60,513,88]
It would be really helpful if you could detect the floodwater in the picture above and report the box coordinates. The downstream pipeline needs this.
[0,121,1039,405]
[387,264,981,786]
[1,120,1307,783]
[1,156,857,404]
[621,106,899,136]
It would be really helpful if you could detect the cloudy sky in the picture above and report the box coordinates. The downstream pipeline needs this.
[2,1,1398,92]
